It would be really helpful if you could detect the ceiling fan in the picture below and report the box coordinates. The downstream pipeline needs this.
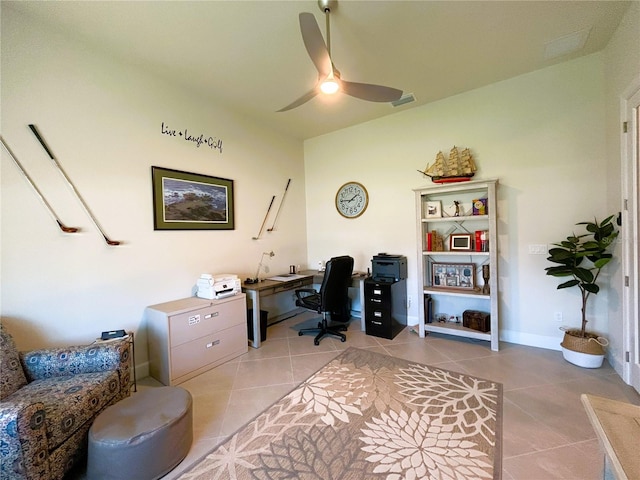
[277,0,403,112]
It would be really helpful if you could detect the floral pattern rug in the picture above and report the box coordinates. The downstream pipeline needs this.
[179,347,502,480]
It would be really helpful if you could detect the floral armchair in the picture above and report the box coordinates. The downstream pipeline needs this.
[0,324,131,480]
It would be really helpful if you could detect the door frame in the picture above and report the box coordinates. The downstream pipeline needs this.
[621,77,640,392]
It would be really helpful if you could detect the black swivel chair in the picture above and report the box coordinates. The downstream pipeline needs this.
[295,255,354,345]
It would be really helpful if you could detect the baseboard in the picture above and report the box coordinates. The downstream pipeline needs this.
[499,329,562,351]
[404,321,563,351]
[135,360,149,380]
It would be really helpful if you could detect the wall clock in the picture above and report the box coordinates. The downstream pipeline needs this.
[335,181,369,218]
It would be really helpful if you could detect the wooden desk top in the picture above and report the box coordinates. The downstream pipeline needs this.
[242,270,368,293]
[581,394,640,480]
[241,272,314,295]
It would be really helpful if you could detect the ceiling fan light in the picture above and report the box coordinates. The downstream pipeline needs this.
[320,79,340,94]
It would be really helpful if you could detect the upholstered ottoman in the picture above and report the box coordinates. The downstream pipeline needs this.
[87,386,193,479]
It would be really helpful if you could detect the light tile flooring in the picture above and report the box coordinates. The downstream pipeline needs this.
[69,312,640,479]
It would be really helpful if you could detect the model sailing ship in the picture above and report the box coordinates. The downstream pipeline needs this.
[419,146,477,183]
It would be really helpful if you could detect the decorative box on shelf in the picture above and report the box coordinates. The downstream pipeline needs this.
[463,310,491,332]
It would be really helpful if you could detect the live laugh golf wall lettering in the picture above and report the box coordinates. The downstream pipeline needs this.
[161,122,223,154]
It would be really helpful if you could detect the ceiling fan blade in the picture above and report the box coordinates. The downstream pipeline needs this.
[277,87,319,112]
[299,12,332,77]
[341,80,403,103]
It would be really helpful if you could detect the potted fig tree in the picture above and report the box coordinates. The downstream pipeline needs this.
[545,214,619,368]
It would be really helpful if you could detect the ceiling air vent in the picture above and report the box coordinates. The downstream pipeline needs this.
[391,93,416,107]
[544,28,591,60]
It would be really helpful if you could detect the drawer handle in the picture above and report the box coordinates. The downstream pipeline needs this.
[205,312,219,319]
[372,321,382,325]
[206,339,221,348]
[372,299,382,303]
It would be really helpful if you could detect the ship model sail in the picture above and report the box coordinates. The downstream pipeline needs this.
[419,146,477,183]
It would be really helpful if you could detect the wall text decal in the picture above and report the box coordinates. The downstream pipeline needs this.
[161,122,223,154]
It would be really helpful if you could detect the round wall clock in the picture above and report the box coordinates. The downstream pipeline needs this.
[335,181,369,218]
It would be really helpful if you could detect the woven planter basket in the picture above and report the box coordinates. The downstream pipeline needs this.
[561,329,607,356]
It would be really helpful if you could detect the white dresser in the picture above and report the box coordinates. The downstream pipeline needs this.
[146,294,247,386]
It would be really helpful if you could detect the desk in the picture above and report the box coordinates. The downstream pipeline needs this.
[581,394,640,480]
[242,272,315,348]
[242,270,368,348]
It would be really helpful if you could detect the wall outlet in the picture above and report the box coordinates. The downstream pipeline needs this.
[554,312,563,322]
[528,244,548,255]
[407,295,412,309]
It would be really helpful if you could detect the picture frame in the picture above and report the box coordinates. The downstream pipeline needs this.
[449,233,473,251]
[425,201,442,218]
[472,198,488,215]
[431,262,476,290]
[152,166,234,230]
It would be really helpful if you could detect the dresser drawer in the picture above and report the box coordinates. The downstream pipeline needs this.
[170,323,246,380]
[168,299,243,346]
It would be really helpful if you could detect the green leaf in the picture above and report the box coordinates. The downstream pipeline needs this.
[558,279,580,289]
[602,232,619,245]
[548,249,574,261]
[600,214,615,225]
[582,241,601,251]
[574,268,594,283]
[601,224,614,236]
[593,257,612,269]
[588,252,612,263]
[583,283,600,294]
[545,266,573,276]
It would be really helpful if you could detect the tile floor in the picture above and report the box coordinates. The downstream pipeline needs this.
[69,312,640,479]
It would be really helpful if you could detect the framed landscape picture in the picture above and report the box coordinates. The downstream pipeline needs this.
[152,166,234,230]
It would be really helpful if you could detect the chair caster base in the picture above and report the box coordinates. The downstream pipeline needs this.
[299,319,348,346]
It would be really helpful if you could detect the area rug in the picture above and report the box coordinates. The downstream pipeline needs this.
[178,347,502,480]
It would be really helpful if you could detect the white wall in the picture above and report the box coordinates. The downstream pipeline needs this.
[603,1,640,375]
[305,53,611,351]
[3,3,637,375]
[0,6,307,372]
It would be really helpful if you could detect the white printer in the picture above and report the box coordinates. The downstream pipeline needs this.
[197,274,241,300]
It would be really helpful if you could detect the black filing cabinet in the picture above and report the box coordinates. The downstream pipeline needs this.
[364,278,407,339]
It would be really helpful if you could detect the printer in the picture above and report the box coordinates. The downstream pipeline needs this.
[371,254,407,282]
[197,274,241,300]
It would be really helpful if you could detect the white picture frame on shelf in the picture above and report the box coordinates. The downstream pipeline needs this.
[425,201,442,218]
[449,233,473,251]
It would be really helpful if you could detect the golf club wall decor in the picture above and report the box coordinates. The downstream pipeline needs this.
[160,122,223,154]
[268,178,291,232]
[1,136,80,234]
[29,124,122,246]
[253,195,276,240]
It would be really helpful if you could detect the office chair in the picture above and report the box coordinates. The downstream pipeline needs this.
[295,255,354,345]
